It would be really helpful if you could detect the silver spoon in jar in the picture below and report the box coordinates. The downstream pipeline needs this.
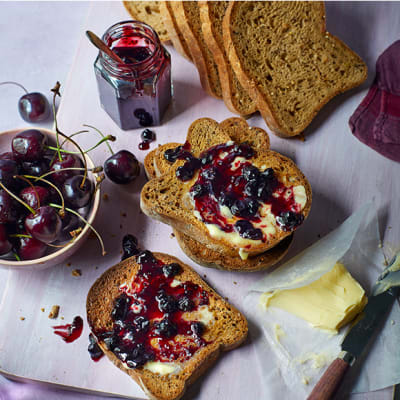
[86,30,125,64]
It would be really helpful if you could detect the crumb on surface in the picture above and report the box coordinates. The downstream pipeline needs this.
[48,305,60,319]
[170,232,175,238]
[41,308,45,312]
[95,266,98,270]
[103,193,109,201]
[66,262,71,267]
[72,269,82,277]
[203,274,207,278]
[391,320,395,325]
[233,281,237,285]
[61,317,64,320]
[20,317,25,321]
[121,212,127,217]
[89,231,97,239]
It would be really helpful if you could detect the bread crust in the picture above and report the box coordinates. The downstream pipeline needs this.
[171,2,222,99]
[87,253,248,400]
[140,117,312,256]
[198,1,257,116]
[159,1,192,61]
[223,1,368,137]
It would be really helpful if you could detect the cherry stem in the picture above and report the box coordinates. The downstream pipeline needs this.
[60,130,89,148]
[34,166,103,182]
[49,203,106,256]
[13,252,21,262]
[22,175,65,217]
[51,82,62,162]
[50,82,88,189]
[47,135,115,155]
[13,175,41,208]
[83,124,115,155]
[0,182,35,215]
[0,81,29,94]
[10,233,32,239]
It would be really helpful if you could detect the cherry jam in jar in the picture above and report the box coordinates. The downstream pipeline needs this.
[94,20,172,130]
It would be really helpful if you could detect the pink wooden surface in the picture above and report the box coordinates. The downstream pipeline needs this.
[0,2,399,399]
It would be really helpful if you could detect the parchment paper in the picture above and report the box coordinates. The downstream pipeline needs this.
[243,203,400,398]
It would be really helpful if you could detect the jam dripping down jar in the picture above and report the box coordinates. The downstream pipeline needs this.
[94,20,172,130]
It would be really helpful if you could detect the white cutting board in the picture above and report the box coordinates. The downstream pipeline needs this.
[0,2,399,399]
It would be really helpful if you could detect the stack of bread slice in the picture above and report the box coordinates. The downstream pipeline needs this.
[142,117,312,271]
[127,1,367,136]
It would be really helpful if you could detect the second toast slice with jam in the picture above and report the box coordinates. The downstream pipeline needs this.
[87,250,247,400]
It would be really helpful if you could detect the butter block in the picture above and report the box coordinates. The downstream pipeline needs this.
[261,262,368,332]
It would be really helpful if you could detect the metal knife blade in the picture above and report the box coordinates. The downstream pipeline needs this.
[341,287,399,359]
[341,252,400,360]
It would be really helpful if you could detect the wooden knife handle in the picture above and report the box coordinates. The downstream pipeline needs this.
[307,357,350,400]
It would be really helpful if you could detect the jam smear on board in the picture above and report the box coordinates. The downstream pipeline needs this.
[93,240,211,369]
[164,142,304,239]
[53,316,83,343]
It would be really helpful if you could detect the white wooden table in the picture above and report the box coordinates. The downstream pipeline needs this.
[0,2,399,400]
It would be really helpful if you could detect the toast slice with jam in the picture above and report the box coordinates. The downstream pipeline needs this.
[144,118,293,271]
[141,117,311,259]
[87,251,247,400]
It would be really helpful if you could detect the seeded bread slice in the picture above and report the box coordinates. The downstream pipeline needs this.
[159,2,192,61]
[223,1,367,137]
[198,2,257,116]
[140,118,312,256]
[144,118,292,271]
[170,1,222,99]
[123,1,170,43]
[87,253,248,400]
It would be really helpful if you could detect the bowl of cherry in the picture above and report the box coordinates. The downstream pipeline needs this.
[0,127,101,270]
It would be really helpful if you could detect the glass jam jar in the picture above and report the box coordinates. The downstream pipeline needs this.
[94,20,172,130]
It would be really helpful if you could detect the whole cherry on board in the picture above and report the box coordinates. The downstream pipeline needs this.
[0,81,50,122]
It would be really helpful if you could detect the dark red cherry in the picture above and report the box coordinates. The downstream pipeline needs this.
[49,154,82,185]
[25,206,62,244]
[0,159,19,188]
[18,92,50,123]
[59,213,82,241]
[16,234,47,260]
[0,224,12,255]
[0,190,18,223]
[62,175,93,208]
[104,150,140,184]
[12,129,47,162]
[22,159,50,177]
[20,186,49,210]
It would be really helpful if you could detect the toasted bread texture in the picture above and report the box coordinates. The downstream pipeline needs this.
[223,1,367,137]
[87,253,248,400]
[171,1,222,99]
[199,1,257,116]
[141,118,312,257]
[159,2,192,61]
[123,1,170,42]
[144,118,292,271]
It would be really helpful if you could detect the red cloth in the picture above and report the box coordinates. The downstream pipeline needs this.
[349,40,400,162]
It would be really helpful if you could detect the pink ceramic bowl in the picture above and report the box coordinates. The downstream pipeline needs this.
[0,128,101,270]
